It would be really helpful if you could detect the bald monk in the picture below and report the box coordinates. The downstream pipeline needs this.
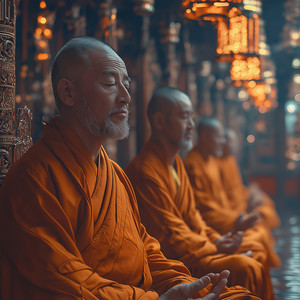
[184,117,281,269]
[126,87,274,299]
[0,37,247,300]
[218,128,281,230]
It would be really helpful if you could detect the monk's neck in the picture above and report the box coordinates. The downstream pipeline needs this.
[150,136,178,165]
[58,115,104,161]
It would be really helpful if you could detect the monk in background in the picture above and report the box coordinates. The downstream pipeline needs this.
[184,117,281,269]
[218,128,281,230]
[126,87,274,299]
[0,36,236,300]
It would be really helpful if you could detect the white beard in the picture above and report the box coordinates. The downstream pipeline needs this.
[180,138,193,152]
[78,96,130,140]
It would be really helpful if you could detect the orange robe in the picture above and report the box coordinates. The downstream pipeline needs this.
[126,141,273,299]
[217,155,281,230]
[0,117,219,300]
[184,147,281,268]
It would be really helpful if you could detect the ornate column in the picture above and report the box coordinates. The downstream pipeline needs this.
[0,0,16,185]
[0,0,32,185]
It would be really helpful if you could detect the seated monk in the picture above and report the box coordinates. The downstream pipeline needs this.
[218,128,281,230]
[184,117,281,269]
[125,87,274,299]
[0,36,252,300]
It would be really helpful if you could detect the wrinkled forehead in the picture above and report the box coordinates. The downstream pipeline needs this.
[87,46,127,73]
[173,91,192,109]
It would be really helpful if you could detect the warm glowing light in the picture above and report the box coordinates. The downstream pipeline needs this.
[214,2,229,7]
[291,31,299,40]
[37,53,49,61]
[38,16,47,25]
[230,56,261,81]
[238,89,248,100]
[182,0,243,22]
[244,5,257,11]
[247,134,255,143]
[39,40,47,48]
[195,3,209,8]
[248,80,256,88]
[15,94,21,103]
[216,13,260,61]
[35,28,43,35]
[293,74,300,84]
[245,80,277,112]
[40,0,47,9]
[43,28,52,39]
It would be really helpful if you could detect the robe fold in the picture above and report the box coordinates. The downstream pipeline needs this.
[217,155,281,230]
[0,117,211,300]
[184,148,281,269]
[126,141,273,299]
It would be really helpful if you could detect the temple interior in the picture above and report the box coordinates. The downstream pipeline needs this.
[0,0,300,298]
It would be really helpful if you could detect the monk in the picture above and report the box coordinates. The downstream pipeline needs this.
[218,128,281,230]
[184,117,281,269]
[0,37,261,300]
[126,87,274,299]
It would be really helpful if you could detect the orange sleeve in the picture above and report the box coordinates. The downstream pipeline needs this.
[130,173,218,261]
[0,166,158,300]
[184,161,240,235]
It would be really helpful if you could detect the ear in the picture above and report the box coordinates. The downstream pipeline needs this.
[151,112,166,131]
[57,78,76,107]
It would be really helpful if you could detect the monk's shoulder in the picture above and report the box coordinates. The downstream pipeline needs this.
[126,151,163,183]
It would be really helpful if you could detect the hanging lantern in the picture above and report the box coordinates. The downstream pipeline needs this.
[216,0,262,60]
[216,13,259,57]
[132,0,155,16]
[230,55,261,81]
[182,0,243,23]
[244,80,278,113]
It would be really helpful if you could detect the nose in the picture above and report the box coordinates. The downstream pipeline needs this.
[188,116,195,129]
[119,84,131,105]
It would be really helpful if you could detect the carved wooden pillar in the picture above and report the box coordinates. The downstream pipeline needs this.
[0,0,16,185]
[0,0,32,185]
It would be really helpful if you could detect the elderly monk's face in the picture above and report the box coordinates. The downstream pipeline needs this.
[164,92,195,151]
[74,46,131,139]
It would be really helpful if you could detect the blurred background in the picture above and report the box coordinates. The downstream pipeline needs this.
[2,0,300,212]
[0,1,299,298]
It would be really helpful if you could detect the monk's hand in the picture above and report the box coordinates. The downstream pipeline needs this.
[158,270,229,300]
[215,231,243,254]
[232,212,261,233]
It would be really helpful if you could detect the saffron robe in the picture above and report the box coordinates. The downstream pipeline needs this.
[217,155,280,230]
[184,148,281,268]
[0,117,214,300]
[126,141,273,299]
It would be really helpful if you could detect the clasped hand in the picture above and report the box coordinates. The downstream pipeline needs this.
[215,231,243,254]
[158,270,230,300]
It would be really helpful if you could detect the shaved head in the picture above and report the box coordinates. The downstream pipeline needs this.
[147,87,189,126]
[197,117,222,136]
[196,117,225,157]
[51,36,113,111]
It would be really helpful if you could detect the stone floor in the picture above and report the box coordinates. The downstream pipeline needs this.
[271,209,300,299]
